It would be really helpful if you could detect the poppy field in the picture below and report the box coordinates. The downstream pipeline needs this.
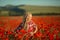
[0,16,60,40]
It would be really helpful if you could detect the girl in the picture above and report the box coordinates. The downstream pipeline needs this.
[22,12,38,40]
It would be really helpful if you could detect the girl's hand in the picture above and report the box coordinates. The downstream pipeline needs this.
[30,32,34,36]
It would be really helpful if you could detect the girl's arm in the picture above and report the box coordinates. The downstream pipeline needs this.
[30,25,38,36]
[33,25,38,34]
[31,21,38,34]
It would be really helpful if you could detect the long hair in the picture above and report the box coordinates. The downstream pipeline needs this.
[14,10,26,32]
[23,12,28,30]
[23,12,32,30]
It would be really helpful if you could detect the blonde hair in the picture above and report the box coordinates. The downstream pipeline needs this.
[23,12,32,30]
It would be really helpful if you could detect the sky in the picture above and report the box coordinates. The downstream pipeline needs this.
[0,0,60,6]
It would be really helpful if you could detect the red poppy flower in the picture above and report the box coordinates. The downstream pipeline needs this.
[48,33,54,40]
[19,29,26,34]
[25,37,29,40]
[5,38,9,40]
[0,33,4,38]
[44,30,50,35]
[56,35,60,40]
[16,30,19,33]
[17,34,22,39]
[7,31,12,35]
[0,27,5,31]
[53,30,59,35]
[34,32,42,38]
